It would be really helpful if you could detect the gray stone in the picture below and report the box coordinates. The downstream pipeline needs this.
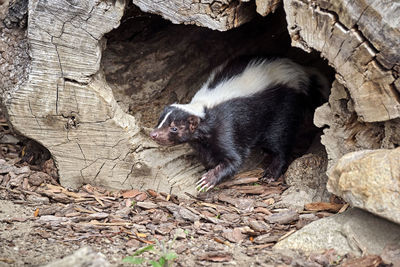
[327,147,400,224]
[266,210,299,224]
[276,138,330,212]
[43,246,110,267]
[274,208,400,256]
[275,186,322,212]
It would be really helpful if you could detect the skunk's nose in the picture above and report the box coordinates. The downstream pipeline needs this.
[150,131,158,140]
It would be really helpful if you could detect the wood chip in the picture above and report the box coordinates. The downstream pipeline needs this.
[338,203,349,213]
[248,243,274,250]
[0,258,15,264]
[278,229,296,241]
[74,207,96,214]
[234,185,265,194]
[213,237,231,246]
[197,252,233,262]
[34,208,40,217]
[89,221,131,227]
[305,202,344,213]
[266,210,299,224]
[254,207,272,215]
[341,255,382,267]
[136,201,158,209]
[146,189,159,198]
[121,189,143,198]
[263,198,275,205]
[222,228,245,243]
[219,177,259,188]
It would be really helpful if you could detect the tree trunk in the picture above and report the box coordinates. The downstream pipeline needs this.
[283,0,400,169]
[1,0,205,195]
[1,0,399,195]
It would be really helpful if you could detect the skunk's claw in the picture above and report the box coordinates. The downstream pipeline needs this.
[205,184,214,192]
[195,176,206,186]
[198,183,209,192]
[196,170,217,192]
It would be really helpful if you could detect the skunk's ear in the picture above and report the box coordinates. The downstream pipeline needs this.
[188,116,200,133]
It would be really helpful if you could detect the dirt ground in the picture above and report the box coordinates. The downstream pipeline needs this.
[0,111,380,267]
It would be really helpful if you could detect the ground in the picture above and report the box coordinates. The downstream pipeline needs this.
[0,112,381,267]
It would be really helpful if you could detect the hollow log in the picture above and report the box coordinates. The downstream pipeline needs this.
[1,0,205,195]
[284,0,400,168]
[1,0,399,196]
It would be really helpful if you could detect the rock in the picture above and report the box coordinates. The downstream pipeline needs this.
[277,138,330,212]
[296,213,319,229]
[155,223,175,235]
[218,194,255,212]
[43,246,110,267]
[14,166,30,174]
[0,162,14,174]
[275,185,321,212]
[254,233,280,244]
[172,228,187,240]
[29,172,52,186]
[266,210,299,224]
[274,208,400,257]
[247,219,271,233]
[136,201,158,209]
[220,213,240,223]
[165,204,200,222]
[284,141,328,188]
[381,244,400,266]
[222,228,245,243]
[87,213,109,221]
[327,148,400,224]
[26,194,50,204]
[0,134,19,144]
[8,172,26,187]
[37,215,71,227]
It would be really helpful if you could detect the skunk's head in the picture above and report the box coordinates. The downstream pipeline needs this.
[150,105,200,146]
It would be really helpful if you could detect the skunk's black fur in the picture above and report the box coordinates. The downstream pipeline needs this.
[150,56,328,190]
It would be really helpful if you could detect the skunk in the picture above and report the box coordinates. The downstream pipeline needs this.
[150,57,328,191]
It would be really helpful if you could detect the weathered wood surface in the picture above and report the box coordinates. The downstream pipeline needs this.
[3,0,204,195]
[284,0,400,123]
[131,0,257,31]
[314,79,400,169]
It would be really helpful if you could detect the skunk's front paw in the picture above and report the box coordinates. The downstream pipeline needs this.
[195,170,217,192]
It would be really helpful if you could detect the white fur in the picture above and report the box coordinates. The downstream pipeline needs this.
[157,111,172,128]
[173,58,311,118]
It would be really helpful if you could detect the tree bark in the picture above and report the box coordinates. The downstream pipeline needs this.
[284,0,400,123]
[284,0,400,169]
[2,0,204,195]
[2,0,399,195]
[131,0,257,31]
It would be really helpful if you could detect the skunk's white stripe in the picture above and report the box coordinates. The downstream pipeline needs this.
[157,111,172,128]
[171,103,205,118]
[172,58,311,118]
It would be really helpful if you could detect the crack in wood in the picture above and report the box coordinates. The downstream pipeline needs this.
[93,161,106,181]
[27,99,42,131]
[76,141,88,165]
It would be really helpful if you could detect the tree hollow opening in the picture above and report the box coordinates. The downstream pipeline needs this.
[101,3,335,177]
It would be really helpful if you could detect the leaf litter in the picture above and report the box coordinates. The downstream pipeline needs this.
[0,111,386,266]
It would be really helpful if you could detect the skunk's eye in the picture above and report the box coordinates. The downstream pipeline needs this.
[170,127,178,132]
